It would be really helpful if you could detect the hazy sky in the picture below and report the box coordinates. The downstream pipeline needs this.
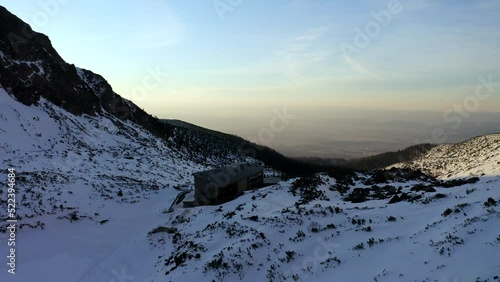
[2,0,500,157]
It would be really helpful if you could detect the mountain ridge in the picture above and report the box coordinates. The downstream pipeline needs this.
[0,5,329,175]
[391,133,500,178]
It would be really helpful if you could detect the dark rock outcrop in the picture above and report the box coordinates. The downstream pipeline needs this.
[0,6,100,114]
[0,5,173,139]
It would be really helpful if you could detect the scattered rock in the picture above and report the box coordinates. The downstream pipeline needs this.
[150,226,178,234]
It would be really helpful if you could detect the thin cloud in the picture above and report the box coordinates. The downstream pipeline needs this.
[277,27,331,77]
[295,27,329,41]
[343,56,378,79]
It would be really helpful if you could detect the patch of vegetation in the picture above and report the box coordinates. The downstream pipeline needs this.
[442,203,470,217]
[327,169,356,185]
[56,211,92,223]
[466,188,476,195]
[344,188,370,203]
[438,177,479,188]
[410,183,436,193]
[330,183,351,195]
[421,192,447,204]
[367,238,376,248]
[223,211,236,219]
[290,175,329,205]
[320,256,342,267]
[205,252,226,270]
[290,230,306,242]
[328,169,355,195]
[69,211,79,222]
[362,226,372,232]
[352,218,367,225]
[442,208,453,217]
[285,251,296,263]
[172,213,191,225]
[353,243,365,250]
[363,170,393,185]
[445,234,464,245]
[322,224,337,231]
[484,197,497,207]
[371,185,398,200]
[165,240,207,275]
[431,233,464,257]
[434,193,447,199]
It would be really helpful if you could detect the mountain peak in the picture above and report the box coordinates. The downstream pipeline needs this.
[0,5,102,114]
[0,6,63,63]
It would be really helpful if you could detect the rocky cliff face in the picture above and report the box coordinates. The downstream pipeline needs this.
[0,6,100,114]
[0,5,172,139]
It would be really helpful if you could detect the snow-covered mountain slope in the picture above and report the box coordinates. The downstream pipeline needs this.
[0,84,211,278]
[2,103,498,282]
[1,79,499,282]
[0,82,221,222]
[152,169,500,282]
[391,134,500,178]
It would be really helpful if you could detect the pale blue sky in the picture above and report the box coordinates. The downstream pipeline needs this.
[2,0,500,127]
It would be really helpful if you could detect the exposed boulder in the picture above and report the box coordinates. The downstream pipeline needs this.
[150,226,178,235]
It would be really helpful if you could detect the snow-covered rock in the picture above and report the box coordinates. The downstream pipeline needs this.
[391,134,500,178]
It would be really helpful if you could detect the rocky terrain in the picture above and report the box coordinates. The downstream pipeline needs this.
[392,134,500,178]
